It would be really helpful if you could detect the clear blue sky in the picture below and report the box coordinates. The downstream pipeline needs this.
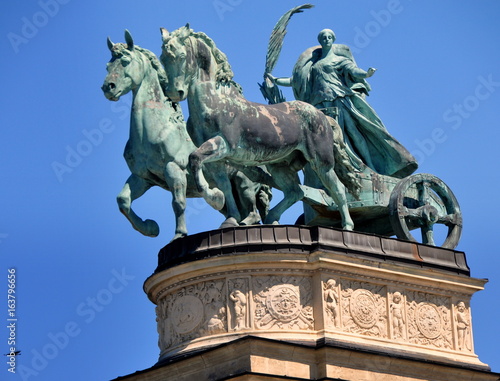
[1,1,499,379]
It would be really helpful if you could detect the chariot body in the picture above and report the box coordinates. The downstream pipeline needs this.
[298,169,462,249]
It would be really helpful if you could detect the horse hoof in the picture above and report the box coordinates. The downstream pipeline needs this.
[263,219,280,225]
[219,217,239,229]
[263,215,280,225]
[343,222,354,231]
[240,212,261,226]
[143,219,160,237]
[170,233,187,242]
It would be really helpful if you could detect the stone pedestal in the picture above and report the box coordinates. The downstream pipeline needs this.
[114,226,499,381]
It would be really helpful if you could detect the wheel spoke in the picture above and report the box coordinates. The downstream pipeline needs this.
[437,213,462,227]
[417,181,431,205]
[421,225,435,246]
[389,174,462,249]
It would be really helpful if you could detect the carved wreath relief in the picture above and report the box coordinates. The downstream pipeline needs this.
[155,273,473,354]
[406,291,452,349]
[341,280,388,337]
[253,276,314,330]
[156,279,227,351]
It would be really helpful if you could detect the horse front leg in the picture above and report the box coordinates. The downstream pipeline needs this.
[315,166,354,231]
[189,136,240,226]
[209,162,241,228]
[164,161,188,241]
[117,174,159,237]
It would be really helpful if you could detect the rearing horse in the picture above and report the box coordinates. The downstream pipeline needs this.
[101,30,270,241]
[160,25,360,229]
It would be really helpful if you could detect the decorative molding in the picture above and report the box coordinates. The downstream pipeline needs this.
[146,227,485,367]
[155,225,470,275]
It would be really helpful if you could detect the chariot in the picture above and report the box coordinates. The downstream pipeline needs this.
[299,170,462,249]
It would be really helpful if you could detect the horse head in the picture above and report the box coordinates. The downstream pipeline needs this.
[102,30,148,101]
[159,24,194,102]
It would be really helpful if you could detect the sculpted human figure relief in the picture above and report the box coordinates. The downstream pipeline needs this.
[390,291,406,339]
[323,279,340,327]
[267,28,417,179]
[229,279,248,331]
[455,301,472,351]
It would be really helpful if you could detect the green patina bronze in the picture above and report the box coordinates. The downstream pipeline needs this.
[100,5,463,248]
[260,5,461,248]
[160,25,360,230]
[266,28,417,179]
[101,31,270,241]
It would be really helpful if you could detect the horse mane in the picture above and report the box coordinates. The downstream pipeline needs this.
[189,30,244,95]
[135,46,171,98]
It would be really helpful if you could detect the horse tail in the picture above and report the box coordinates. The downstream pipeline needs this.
[328,117,361,199]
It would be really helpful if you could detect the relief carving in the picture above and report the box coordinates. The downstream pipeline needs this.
[415,302,442,339]
[323,279,340,328]
[156,280,227,351]
[407,291,452,349]
[341,281,387,337]
[201,281,227,335]
[229,278,249,331]
[156,303,170,350]
[253,276,314,330]
[390,291,406,339]
[350,289,378,329]
[455,301,472,351]
[171,294,204,334]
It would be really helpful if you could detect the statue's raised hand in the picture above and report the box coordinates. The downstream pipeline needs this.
[366,68,377,78]
[265,73,277,83]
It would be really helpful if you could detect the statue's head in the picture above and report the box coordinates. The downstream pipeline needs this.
[317,29,336,47]
[325,279,337,289]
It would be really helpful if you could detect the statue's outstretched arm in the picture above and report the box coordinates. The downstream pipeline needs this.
[347,64,377,79]
[266,73,292,87]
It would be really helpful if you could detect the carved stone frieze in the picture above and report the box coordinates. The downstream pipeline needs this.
[454,301,472,352]
[253,275,314,330]
[323,279,340,328]
[341,280,388,338]
[147,231,485,367]
[156,279,227,351]
[389,291,406,340]
[228,277,249,331]
[406,291,452,349]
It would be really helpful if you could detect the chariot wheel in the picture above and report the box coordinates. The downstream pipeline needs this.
[389,173,462,249]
